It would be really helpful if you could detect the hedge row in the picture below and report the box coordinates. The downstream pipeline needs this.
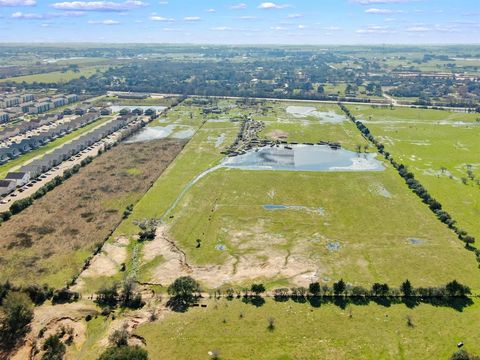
[0,156,94,222]
[339,103,480,267]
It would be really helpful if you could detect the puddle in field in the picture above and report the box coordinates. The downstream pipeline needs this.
[223,144,385,172]
[215,244,227,251]
[408,238,425,245]
[160,144,383,221]
[326,242,341,252]
[369,183,392,198]
[215,133,226,148]
[126,125,194,143]
[286,106,347,123]
[263,204,325,215]
[172,128,195,139]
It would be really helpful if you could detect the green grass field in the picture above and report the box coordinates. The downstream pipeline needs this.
[349,105,480,242]
[136,298,480,360]
[258,101,368,150]
[54,99,480,360]
[107,101,480,292]
[0,66,107,83]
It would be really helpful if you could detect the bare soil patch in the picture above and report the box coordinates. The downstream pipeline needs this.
[0,139,185,287]
[145,225,322,288]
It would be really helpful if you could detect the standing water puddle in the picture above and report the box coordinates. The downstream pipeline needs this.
[263,204,325,215]
[223,144,385,172]
[160,144,384,220]
[286,106,347,123]
[126,125,195,143]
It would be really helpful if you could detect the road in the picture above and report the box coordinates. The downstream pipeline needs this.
[108,91,476,112]
[0,115,149,212]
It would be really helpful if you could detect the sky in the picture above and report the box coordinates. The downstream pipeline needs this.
[0,0,479,44]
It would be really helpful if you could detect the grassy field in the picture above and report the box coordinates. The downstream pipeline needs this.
[348,105,480,242]
[0,116,113,178]
[99,96,179,107]
[136,298,480,360]
[10,98,480,360]
[112,102,241,238]
[0,66,107,83]
[0,139,184,287]
[165,167,479,289]
[258,101,368,150]
[105,100,480,292]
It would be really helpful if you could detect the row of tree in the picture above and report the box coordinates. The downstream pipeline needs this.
[339,103,480,268]
[0,156,94,222]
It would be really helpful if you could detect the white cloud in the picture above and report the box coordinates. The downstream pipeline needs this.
[0,0,36,6]
[356,25,395,33]
[11,11,43,18]
[323,26,342,31]
[297,24,306,29]
[239,15,256,19]
[365,8,395,14]
[206,8,215,13]
[287,13,302,18]
[270,26,287,30]
[406,26,429,32]
[149,15,174,21]
[11,10,85,19]
[88,18,119,24]
[51,1,146,12]
[230,3,247,10]
[259,2,291,9]
[211,26,232,31]
[184,16,201,22]
[351,0,410,4]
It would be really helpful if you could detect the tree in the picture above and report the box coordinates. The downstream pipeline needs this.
[167,277,200,298]
[450,349,480,360]
[333,279,346,296]
[445,281,471,297]
[42,334,66,360]
[98,346,148,360]
[0,292,34,348]
[309,282,321,296]
[109,326,129,347]
[371,283,390,297]
[250,284,266,296]
[400,280,414,297]
[96,284,119,308]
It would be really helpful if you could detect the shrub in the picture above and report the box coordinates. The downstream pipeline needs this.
[42,334,66,360]
[98,346,148,360]
[52,288,79,305]
[0,292,34,348]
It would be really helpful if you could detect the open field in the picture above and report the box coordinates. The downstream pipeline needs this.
[0,139,184,288]
[258,101,368,150]
[99,96,180,107]
[348,105,480,242]
[100,100,480,292]
[0,116,113,178]
[136,298,480,360]
[0,66,107,83]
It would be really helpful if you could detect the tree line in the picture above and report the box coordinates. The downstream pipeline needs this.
[338,103,480,268]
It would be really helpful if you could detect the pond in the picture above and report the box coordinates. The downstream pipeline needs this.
[222,144,385,172]
[286,106,347,123]
[125,125,195,143]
